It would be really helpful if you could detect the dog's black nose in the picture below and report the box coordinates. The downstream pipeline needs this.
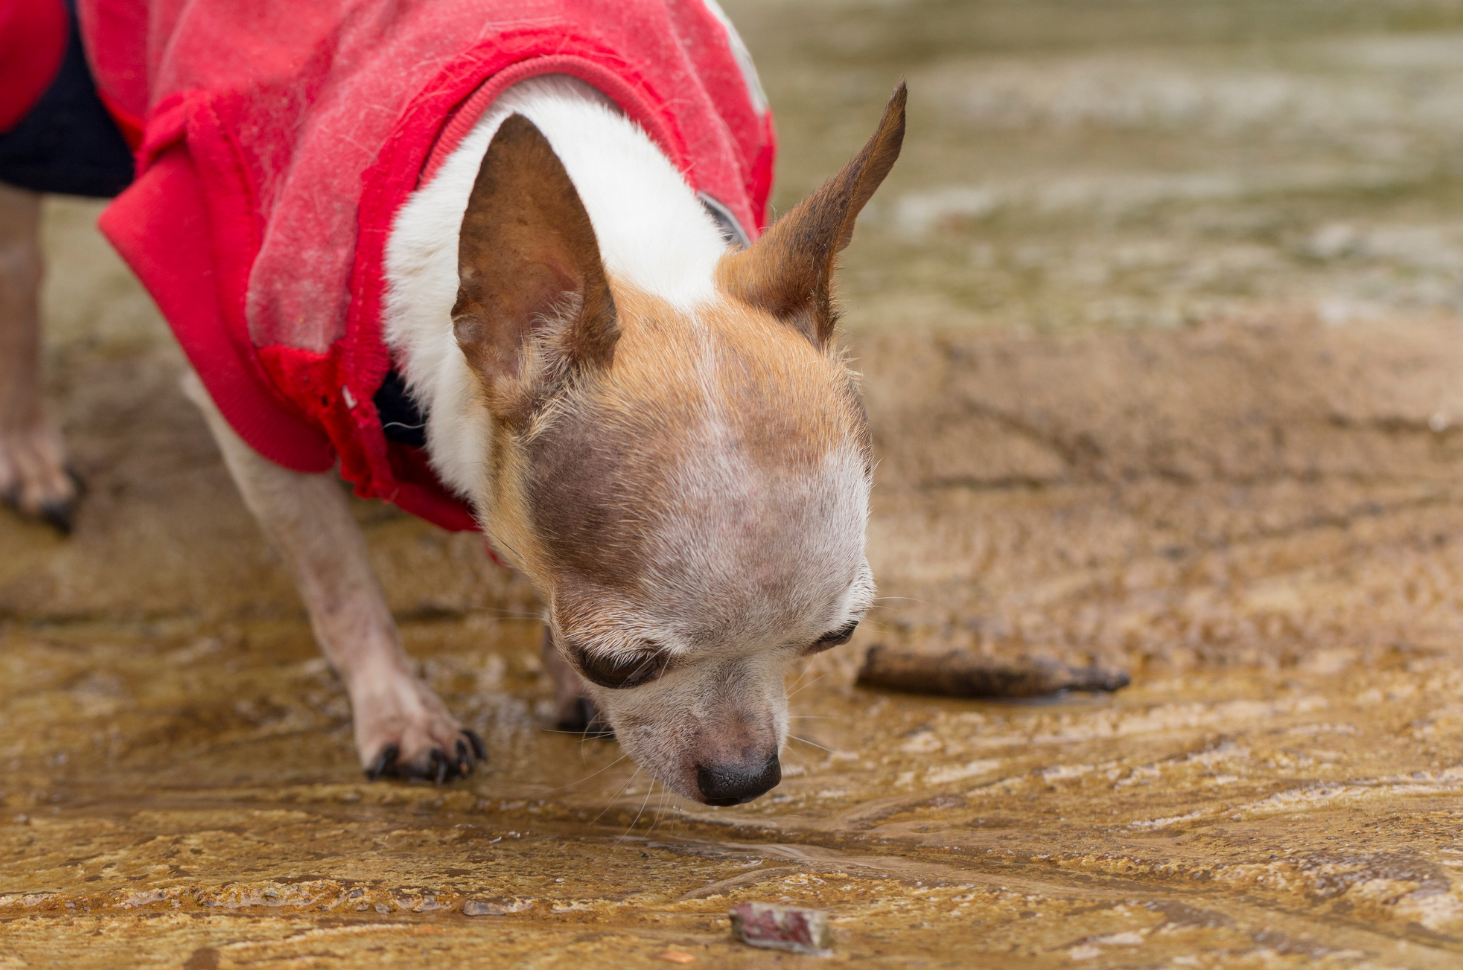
[696,752,781,806]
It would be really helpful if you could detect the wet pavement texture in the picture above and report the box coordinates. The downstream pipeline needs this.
[7,1,1463,967]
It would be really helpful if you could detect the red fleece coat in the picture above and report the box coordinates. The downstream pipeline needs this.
[78,0,775,531]
[0,0,67,132]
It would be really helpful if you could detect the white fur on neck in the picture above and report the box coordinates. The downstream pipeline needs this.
[382,75,730,507]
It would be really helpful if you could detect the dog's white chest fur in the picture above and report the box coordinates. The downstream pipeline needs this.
[382,75,731,506]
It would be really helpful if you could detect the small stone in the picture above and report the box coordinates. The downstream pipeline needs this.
[463,896,534,916]
[655,951,696,964]
[729,902,833,955]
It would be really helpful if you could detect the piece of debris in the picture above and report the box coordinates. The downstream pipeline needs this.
[654,950,697,964]
[729,902,833,955]
[856,646,1130,699]
[462,896,534,916]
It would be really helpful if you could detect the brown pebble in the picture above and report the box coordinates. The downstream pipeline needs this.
[729,902,833,955]
[856,646,1130,699]
[654,950,696,964]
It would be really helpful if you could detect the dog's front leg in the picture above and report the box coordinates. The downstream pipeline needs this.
[540,627,610,738]
[0,183,78,531]
[182,371,484,782]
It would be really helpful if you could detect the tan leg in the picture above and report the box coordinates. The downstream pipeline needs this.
[0,183,77,531]
[182,371,484,782]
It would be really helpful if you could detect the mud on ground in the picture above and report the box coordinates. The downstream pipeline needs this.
[7,2,1463,967]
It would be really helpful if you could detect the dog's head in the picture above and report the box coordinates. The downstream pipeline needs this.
[452,85,906,804]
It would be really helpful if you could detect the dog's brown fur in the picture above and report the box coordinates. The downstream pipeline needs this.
[718,83,906,347]
[450,86,906,801]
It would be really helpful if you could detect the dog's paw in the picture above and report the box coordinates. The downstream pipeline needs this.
[540,626,613,738]
[364,729,486,784]
[0,424,79,534]
[354,682,486,784]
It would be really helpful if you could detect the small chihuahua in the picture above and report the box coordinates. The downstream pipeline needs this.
[1,71,904,807]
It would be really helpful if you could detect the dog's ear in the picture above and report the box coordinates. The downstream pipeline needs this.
[453,114,618,427]
[717,82,905,347]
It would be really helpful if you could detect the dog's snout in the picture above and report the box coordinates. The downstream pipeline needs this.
[696,752,781,806]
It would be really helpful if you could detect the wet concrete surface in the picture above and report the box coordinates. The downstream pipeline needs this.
[7,2,1463,967]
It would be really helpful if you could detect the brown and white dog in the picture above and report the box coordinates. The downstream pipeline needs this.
[0,76,905,807]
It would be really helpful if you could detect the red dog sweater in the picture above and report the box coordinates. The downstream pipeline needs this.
[0,0,67,132]
[78,0,775,531]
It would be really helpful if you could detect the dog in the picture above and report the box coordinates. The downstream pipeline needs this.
[0,0,904,807]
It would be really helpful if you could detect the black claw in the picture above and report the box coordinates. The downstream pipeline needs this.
[366,736,486,784]
[2,468,84,537]
[560,697,614,739]
[366,743,400,781]
[464,729,487,760]
[38,498,74,535]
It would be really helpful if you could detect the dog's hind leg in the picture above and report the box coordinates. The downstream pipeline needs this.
[0,183,78,532]
[182,370,485,783]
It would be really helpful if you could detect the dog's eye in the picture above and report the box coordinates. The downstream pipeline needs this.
[808,621,858,654]
[571,645,670,690]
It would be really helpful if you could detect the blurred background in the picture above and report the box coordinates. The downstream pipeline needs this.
[755,0,1463,333]
[8,2,1463,965]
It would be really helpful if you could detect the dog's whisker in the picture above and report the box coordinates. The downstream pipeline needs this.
[784,657,815,687]
[535,751,631,796]
[592,766,641,826]
[787,733,832,754]
[579,718,611,745]
[784,667,813,698]
[781,744,813,783]
[621,779,656,839]
[786,673,826,700]
[785,662,819,691]
[485,534,529,565]
[536,725,613,747]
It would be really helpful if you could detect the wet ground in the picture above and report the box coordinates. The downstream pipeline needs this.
[7,1,1463,966]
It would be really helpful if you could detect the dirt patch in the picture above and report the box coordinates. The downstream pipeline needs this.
[858,317,1463,678]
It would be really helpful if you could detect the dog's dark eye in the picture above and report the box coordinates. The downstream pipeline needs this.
[570,644,670,690]
[808,621,858,654]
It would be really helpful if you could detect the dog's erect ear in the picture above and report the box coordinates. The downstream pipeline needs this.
[453,114,618,426]
[717,82,905,347]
